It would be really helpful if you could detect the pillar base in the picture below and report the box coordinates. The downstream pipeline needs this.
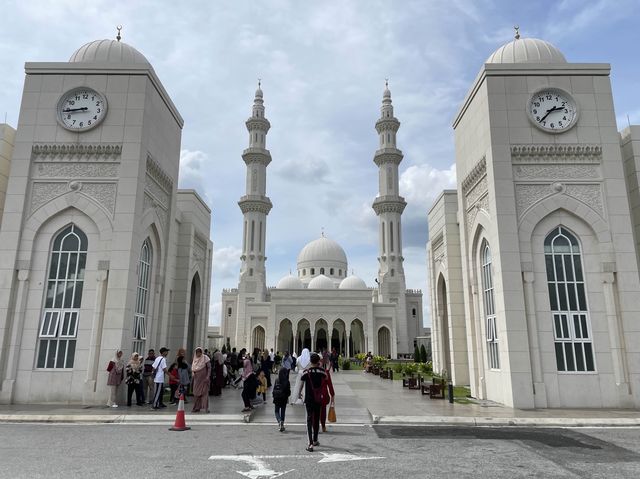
[0,379,16,405]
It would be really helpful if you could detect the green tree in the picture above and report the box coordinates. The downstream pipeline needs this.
[420,344,427,363]
[414,345,421,362]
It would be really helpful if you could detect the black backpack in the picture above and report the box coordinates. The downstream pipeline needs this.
[272,379,285,399]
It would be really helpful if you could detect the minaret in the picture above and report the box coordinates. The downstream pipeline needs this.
[372,82,408,356]
[237,82,272,301]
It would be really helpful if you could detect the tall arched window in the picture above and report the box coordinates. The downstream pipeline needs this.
[545,227,595,372]
[481,240,499,370]
[132,239,152,354]
[37,224,87,368]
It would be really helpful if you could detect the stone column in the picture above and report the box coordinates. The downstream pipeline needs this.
[83,269,108,404]
[522,271,546,406]
[602,271,628,387]
[470,282,486,399]
[0,269,29,404]
[346,328,351,358]
[292,324,298,354]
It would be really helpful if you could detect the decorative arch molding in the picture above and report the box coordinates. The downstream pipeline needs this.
[518,195,610,246]
[22,198,112,260]
[468,209,493,263]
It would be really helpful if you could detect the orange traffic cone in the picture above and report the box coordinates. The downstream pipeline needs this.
[169,393,191,431]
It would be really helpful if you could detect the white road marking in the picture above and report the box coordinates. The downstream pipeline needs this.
[209,453,385,478]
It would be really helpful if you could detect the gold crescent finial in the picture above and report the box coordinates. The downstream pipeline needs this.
[385,78,389,88]
[514,25,520,40]
[258,78,261,89]
[116,25,122,42]
[321,226,325,237]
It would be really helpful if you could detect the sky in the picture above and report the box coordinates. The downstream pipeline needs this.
[2,0,640,327]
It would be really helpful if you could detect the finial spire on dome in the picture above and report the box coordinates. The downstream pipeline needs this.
[258,78,261,89]
[321,227,325,238]
[514,25,520,40]
[116,25,122,42]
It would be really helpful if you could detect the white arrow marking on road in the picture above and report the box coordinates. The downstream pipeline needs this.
[209,453,384,478]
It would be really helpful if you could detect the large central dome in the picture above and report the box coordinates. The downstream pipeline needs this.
[297,236,348,286]
[486,37,566,64]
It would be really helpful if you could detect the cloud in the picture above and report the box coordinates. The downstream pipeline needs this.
[212,246,242,280]
[178,149,213,203]
[209,301,221,326]
[275,156,330,183]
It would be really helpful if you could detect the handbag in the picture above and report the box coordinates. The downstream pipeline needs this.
[106,361,114,372]
[328,400,337,423]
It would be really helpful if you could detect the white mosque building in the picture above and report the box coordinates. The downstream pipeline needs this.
[0,32,212,405]
[428,30,640,408]
[221,86,423,358]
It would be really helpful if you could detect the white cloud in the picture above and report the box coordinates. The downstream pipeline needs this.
[213,246,242,280]
[400,163,457,208]
[209,301,221,326]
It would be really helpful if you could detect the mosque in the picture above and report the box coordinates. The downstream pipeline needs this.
[221,85,424,358]
[0,32,212,404]
[427,29,640,408]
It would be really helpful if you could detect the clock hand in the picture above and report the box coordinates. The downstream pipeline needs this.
[62,107,89,113]
[538,106,561,123]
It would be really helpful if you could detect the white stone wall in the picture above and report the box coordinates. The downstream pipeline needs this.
[0,124,15,226]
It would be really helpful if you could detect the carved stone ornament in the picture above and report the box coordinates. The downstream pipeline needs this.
[513,164,600,180]
[510,144,602,163]
[461,156,487,193]
[35,162,119,178]
[465,193,489,233]
[81,183,117,215]
[32,143,122,161]
[515,183,604,218]
[143,192,169,233]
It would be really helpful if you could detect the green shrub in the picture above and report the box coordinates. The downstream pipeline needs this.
[414,345,421,362]
[373,355,388,367]
[418,362,433,376]
[404,362,419,376]
[393,362,404,374]
[420,345,427,363]
[342,360,351,370]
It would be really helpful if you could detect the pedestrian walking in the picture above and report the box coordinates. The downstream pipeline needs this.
[257,370,268,401]
[261,349,273,387]
[241,356,257,412]
[106,349,125,407]
[177,355,191,401]
[282,351,293,370]
[300,353,327,452]
[167,363,179,404]
[320,358,335,432]
[142,349,156,404]
[291,348,310,405]
[330,348,339,372]
[272,367,291,432]
[191,347,211,413]
[211,350,224,396]
[125,352,144,406]
[151,347,169,409]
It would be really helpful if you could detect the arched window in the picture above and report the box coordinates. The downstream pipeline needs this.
[320,267,325,275]
[481,240,499,369]
[339,269,342,277]
[311,268,315,275]
[303,269,306,276]
[412,308,417,317]
[132,239,152,354]
[37,224,87,368]
[330,268,334,275]
[227,307,232,317]
[544,227,595,372]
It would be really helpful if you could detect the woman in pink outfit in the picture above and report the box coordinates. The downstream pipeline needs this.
[190,347,211,413]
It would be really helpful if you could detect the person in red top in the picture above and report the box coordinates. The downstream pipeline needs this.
[320,355,335,432]
[300,353,327,452]
[167,362,180,404]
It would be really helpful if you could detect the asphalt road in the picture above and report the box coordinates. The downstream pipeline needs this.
[2,423,640,478]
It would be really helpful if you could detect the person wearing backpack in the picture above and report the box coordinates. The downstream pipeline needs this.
[272,367,291,432]
[300,353,327,452]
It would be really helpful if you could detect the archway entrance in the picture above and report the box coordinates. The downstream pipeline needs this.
[277,319,294,353]
[295,319,311,353]
[378,326,391,357]
[315,319,328,352]
[187,272,201,356]
[349,319,365,356]
[252,325,265,351]
[437,274,451,375]
[331,319,346,355]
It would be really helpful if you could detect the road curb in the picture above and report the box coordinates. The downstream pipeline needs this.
[372,415,640,427]
[0,413,248,424]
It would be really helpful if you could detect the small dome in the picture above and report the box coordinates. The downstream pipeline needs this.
[69,39,150,64]
[297,236,348,266]
[276,274,304,289]
[339,275,367,290]
[486,37,566,64]
[308,274,335,290]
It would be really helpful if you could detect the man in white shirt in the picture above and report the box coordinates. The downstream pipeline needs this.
[151,347,169,409]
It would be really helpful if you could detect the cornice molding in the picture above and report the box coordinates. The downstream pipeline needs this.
[242,148,272,166]
[239,196,273,215]
[375,117,400,133]
[372,196,407,215]
[32,143,121,161]
[245,117,271,133]
[146,154,173,193]
[461,156,487,193]
[510,144,602,163]
[373,149,403,166]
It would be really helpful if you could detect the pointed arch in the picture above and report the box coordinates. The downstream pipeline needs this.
[377,326,391,358]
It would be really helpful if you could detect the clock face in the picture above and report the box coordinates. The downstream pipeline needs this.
[56,87,108,131]
[527,88,578,133]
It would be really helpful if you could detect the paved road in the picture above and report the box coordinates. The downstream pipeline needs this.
[2,423,640,478]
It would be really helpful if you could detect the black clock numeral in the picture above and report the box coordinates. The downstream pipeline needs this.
[563,116,567,120]
[79,122,83,127]
[82,94,88,99]
[536,116,541,121]
[558,121,563,126]
[68,100,75,105]
[67,115,71,119]
[564,109,568,113]
[93,116,97,120]
[550,123,555,128]
[96,101,101,106]
[534,102,540,107]
[72,120,76,125]
[542,121,546,126]
[88,120,92,125]
[533,109,538,114]
[97,108,101,113]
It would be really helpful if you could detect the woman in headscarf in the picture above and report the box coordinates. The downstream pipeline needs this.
[106,349,125,408]
[273,367,291,432]
[190,347,211,413]
[241,355,257,412]
[125,352,144,406]
[291,348,310,405]
[211,350,225,396]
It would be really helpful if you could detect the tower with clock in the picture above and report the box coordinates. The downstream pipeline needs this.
[0,31,213,405]
[428,29,640,409]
